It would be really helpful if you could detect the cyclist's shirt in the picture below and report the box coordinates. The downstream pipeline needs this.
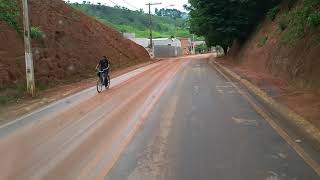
[99,58,109,71]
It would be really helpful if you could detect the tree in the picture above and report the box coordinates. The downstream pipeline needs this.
[155,8,183,18]
[187,0,280,52]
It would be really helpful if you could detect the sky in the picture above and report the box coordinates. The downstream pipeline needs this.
[68,0,189,13]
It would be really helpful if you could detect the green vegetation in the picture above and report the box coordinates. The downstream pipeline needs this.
[0,0,20,32]
[0,82,49,105]
[279,0,320,46]
[0,84,26,105]
[257,35,269,48]
[69,3,190,38]
[155,8,187,18]
[195,44,209,53]
[30,26,44,40]
[307,11,320,27]
[186,0,281,52]
[267,6,280,21]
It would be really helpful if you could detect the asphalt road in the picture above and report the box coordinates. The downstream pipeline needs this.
[0,59,184,179]
[106,57,319,180]
[0,55,318,180]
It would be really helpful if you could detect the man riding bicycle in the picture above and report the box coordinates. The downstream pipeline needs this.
[95,56,110,87]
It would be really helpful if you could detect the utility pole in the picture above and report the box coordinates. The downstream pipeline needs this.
[192,34,195,54]
[22,0,35,96]
[146,2,161,57]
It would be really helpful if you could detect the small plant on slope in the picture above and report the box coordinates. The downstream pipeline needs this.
[0,0,20,32]
[30,26,44,40]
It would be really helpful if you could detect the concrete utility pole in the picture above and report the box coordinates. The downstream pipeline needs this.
[146,2,161,57]
[192,34,195,54]
[22,0,35,96]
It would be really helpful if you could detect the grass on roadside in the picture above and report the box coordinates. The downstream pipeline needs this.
[0,83,27,105]
[0,82,50,105]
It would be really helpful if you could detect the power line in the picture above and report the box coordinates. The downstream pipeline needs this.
[107,0,140,10]
[107,0,119,6]
[121,0,140,10]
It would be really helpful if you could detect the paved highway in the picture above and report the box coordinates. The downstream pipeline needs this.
[106,56,319,180]
[0,55,318,180]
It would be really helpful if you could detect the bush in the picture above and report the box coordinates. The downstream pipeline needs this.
[288,0,298,9]
[0,0,20,32]
[278,0,320,46]
[257,35,268,48]
[279,12,290,31]
[30,26,44,40]
[307,12,320,27]
[280,8,307,45]
[267,6,280,21]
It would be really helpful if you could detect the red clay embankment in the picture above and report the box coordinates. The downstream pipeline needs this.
[0,0,150,88]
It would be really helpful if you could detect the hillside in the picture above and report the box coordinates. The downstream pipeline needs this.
[0,0,150,103]
[215,0,320,127]
[69,3,190,38]
[231,0,320,89]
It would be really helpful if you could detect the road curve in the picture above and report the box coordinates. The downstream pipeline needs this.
[0,59,186,180]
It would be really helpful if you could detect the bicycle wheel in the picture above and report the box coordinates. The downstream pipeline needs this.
[97,79,103,93]
[105,75,110,89]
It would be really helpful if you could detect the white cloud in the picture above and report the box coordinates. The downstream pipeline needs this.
[67,0,188,13]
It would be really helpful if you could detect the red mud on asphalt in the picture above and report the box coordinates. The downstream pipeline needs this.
[215,57,320,129]
[0,61,157,125]
[0,59,185,180]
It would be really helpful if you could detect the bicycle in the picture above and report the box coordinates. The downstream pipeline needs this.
[97,68,110,93]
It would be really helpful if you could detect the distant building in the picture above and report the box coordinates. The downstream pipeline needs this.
[122,32,136,39]
[126,35,183,58]
[193,41,206,46]
[153,38,183,58]
[129,38,149,48]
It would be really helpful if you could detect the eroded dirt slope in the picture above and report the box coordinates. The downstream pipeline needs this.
[234,5,320,89]
[0,0,150,87]
[217,2,320,128]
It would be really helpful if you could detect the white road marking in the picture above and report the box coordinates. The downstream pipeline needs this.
[232,117,258,126]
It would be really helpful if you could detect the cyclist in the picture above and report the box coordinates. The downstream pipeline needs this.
[95,56,110,87]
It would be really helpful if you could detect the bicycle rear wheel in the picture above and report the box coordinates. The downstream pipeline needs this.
[97,79,103,93]
[105,75,110,89]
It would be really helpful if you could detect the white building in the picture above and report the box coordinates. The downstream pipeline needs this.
[153,38,182,47]
[129,38,150,48]
[122,32,136,39]
[124,33,183,58]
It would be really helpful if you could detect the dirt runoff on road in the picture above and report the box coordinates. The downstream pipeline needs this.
[0,59,185,180]
[214,56,320,130]
[0,60,158,126]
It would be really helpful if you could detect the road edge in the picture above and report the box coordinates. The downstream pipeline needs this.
[0,60,160,125]
[208,57,320,151]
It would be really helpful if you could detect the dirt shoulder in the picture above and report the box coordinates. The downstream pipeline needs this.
[214,56,320,130]
[0,60,158,125]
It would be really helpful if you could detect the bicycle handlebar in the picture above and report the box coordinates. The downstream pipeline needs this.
[98,67,109,73]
